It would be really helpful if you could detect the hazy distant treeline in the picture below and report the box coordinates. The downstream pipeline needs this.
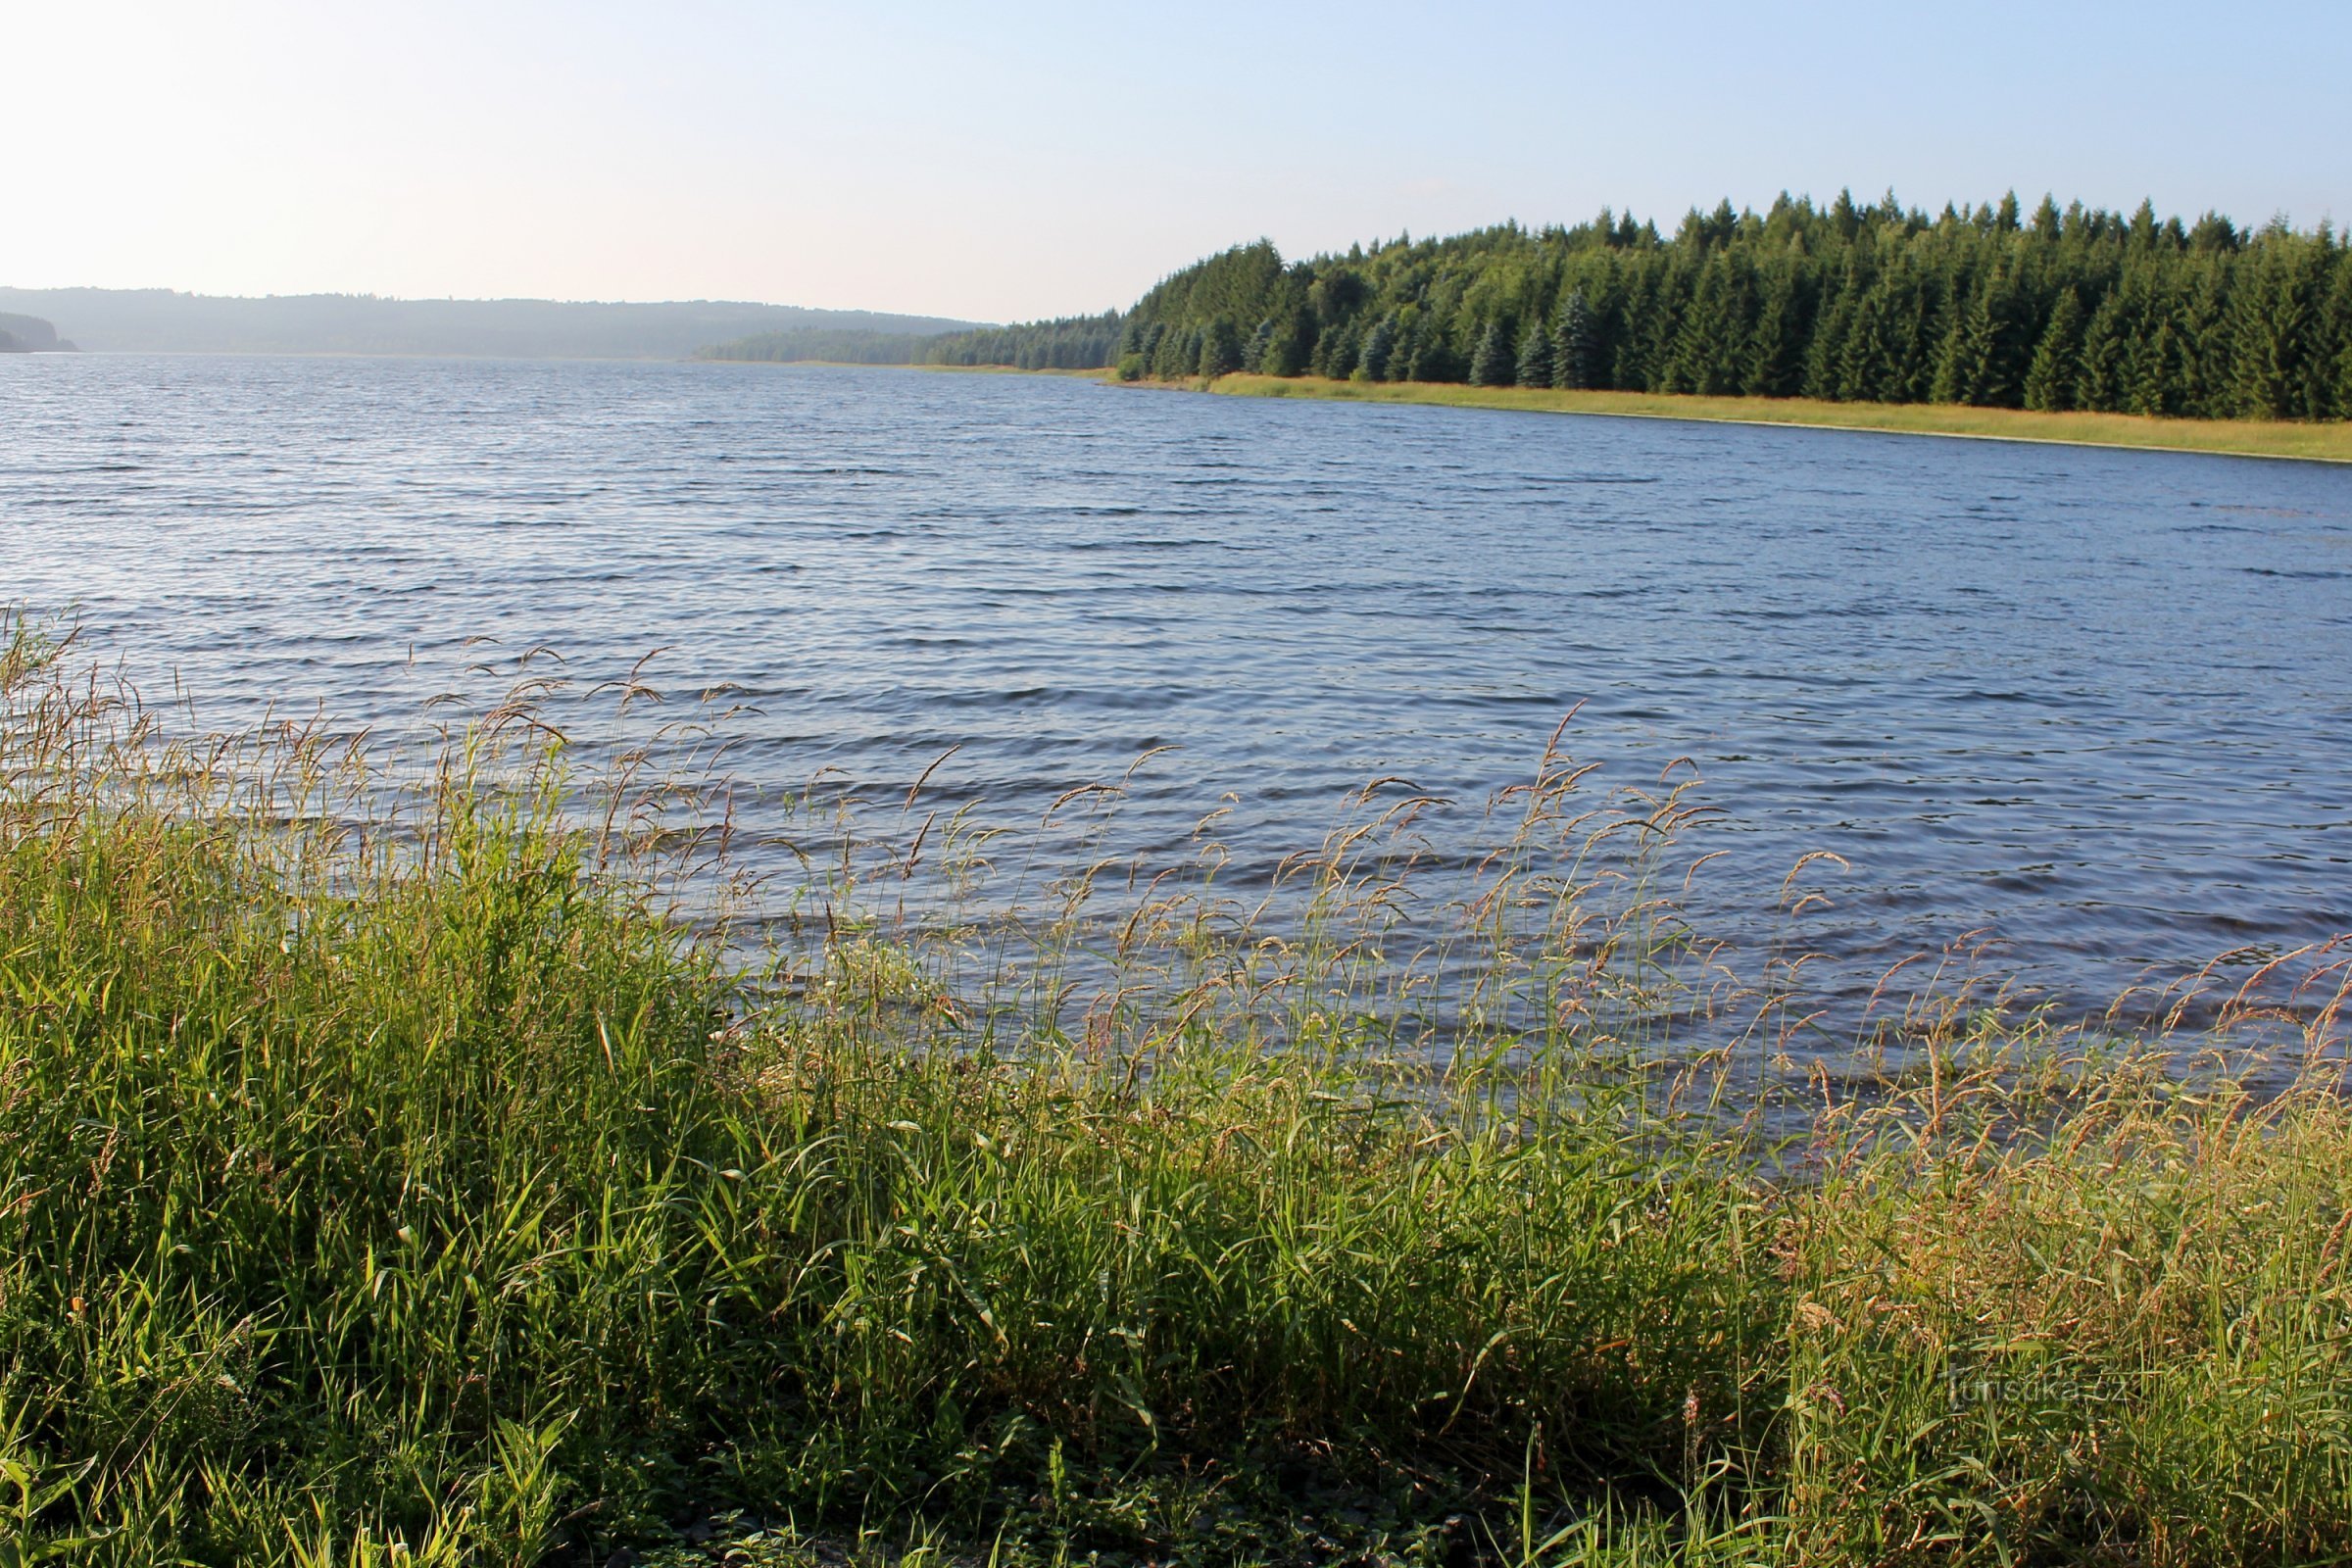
[0,288,978,360]
[701,312,1122,371]
[1120,194,2352,420]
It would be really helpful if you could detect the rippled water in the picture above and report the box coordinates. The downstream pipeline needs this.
[5,355,2349,1029]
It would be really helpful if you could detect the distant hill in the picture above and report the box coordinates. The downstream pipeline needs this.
[0,312,70,353]
[0,288,981,360]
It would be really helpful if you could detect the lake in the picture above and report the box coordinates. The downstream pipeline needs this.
[5,355,2348,1040]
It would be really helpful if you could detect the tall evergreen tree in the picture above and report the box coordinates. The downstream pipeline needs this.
[2075,294,2129,412]
[1741,268,1805,396]
[1551,291,1596,389]
[1356,315,1398,381]
[2023,287,2085,412]
[1198,318,1243,378]
[1514,319,1554,387]
[2229,239,2313,418]
[2324,260,2352,421]
[1244,319,1274,376]
[1468,318,1513,386]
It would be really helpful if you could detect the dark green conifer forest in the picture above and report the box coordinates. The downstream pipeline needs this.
[1112,192,2352,420]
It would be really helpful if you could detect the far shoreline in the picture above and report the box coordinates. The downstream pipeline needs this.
[699,358,2352,464]
[1174,372,2352,465]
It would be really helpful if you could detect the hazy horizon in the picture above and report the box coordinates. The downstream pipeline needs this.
[9,1,2350,323]
[0,281,988,320]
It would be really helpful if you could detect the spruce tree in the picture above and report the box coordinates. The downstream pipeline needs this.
[1406,329,1461,384]
[2023,287,2084,411]
[1674,256,1741,394]
[2174,265,2230,416]
[2128,309,2183,416]
[1357,315,1397,381]
[1970,263,2034,407]
[2075,294,2128,412]
[1742,273,1803,396]
[1245,319,1273,375]
[1468,318,1513,386]
[2337,316,2352,424]
[2228,242,2309,419]
[1838,279,1897,402]
[1514,319,1554,387]
[1551,291,1596,389]
[1198,318,1243,379]
[2325,261,2352,421]
[1802,260,1862,398]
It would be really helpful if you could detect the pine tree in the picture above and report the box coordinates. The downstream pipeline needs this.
[1257,312,1311,377]
[2173,264,2230,416]
[1838,277,1898,402]
[1514,319,1553,387]
[2127,298,2184,416]
[1673,254,1745,394]
[1741,268,1803,396]
[1357,315,1398,381]
[1309,321,1350,380]
[2337,313,2352,424]
[2325,258,2352,421]
[1551,291,1596,389]
[1802,259,1862,398]
[2023,287,2084,411]
[2228,239,2312,419]
[1405,327,1460,384]
[2075,294,2129,412]
[1198,318,1243,378]
[1468,318,1513,386]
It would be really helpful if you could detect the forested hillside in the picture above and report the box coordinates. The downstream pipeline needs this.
[700,311,1121,370]
[0,312,67,353]
[0,288,976,360]
[1118,194,2352,420]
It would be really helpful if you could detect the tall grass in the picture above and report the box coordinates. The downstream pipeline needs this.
[2,618,2349,1566]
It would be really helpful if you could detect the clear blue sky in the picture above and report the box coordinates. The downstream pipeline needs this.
[8,1,2346,322]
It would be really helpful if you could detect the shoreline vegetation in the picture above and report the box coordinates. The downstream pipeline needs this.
[1107,195,2352,431]
[702,189,2352,458]
[1187,372,2352,463]
[694,314,1121,373]
[8,618,2352,1565]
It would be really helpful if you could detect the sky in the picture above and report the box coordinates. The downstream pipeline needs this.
[7,1,2348,324]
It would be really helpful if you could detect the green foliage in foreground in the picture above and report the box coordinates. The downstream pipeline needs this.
[1114,195,2352,422]
[3,628,2351,1565]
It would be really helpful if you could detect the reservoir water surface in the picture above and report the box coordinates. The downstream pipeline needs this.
[5,355,2348,1035]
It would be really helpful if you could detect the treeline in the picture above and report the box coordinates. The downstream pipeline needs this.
[1117,194,2352,421]
[696,327,932,365]
[928,312,1124,369]
[700,312,1122,370]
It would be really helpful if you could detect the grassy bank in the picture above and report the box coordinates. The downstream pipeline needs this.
[4,623,2351,1566]
[1192,374,2352,464]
